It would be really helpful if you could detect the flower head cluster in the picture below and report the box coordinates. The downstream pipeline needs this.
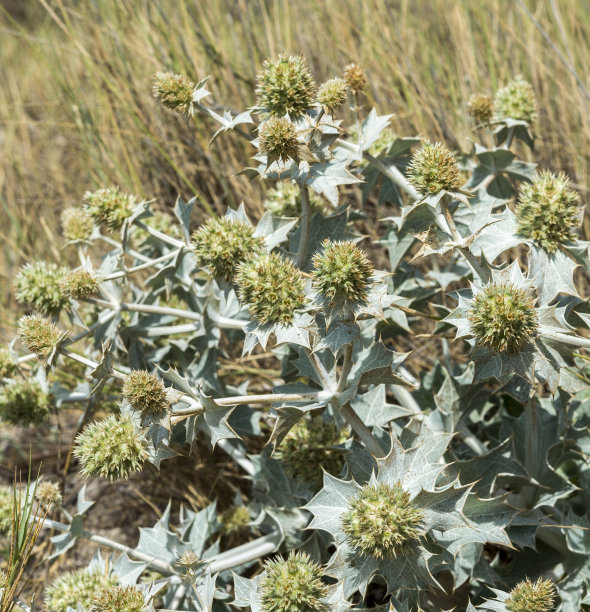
[15,261,69,316]
[259,117,301,166]
[0,485,14,534]
[516,171,581,253]
[18,314,68,361]
[74,415,147,480]
[467,93,494,123]
[494,76,537,124]
[505,578,556,612]
[83,186,136,231]
[153,71,197,116]
[317,78,349,114]
[312,240,374,306]
[256,54,315,117]
[0,348,16,380]
[343,63,367,94]
[259,551,328,612]
[45,568,117,612]
[264,182,326,217]
[61,207,94,244]
[469,283,539,353]
[408,141,462,195]
[123,370,170,417]
[220,505,250,535]
[60,269,100,299]
[92,585,145,612]
[236,253,306,327]
[0,380,53,426]
[191,216,265,281]
[35,481,62,510]
[341,482,424,559]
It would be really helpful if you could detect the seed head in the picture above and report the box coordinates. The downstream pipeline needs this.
[83,186,136,231]
[259,551,328,612]
[264,182,327,217]
[505,578,556,612]
[408,141,462,195]
[153,71,197,116]
[494,76,537,124]
[312,240,374,305]
[220,505,250,534]
[123,370,170,417]
[469,283,539,353]
[235,253,306,327]
[259,117,301,166]
[45,568,117,612]
[176,550,200,569]
[467,93,494,123]
[256,54,315,117]
[317,78,349,114]
[18,314,68,361]
[343,63,368,94]
[275,416,348,485]
[191,216,265,281]
[61,207,94,244]
[60,269,100,300]
[92,585,145,612]
[35,481,62,510]
[0,348,16,380]
[0,380,53,426]
[0,485,14,535]
[516,171,581,253]
[15,261,69,316]
[74,415,147,480]
[341,482,424,559]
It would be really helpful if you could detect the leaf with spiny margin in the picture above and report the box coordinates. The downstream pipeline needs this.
[254,210,297,250]
[112,553,147,586]
[315,321,360,355]
[173,195,196,242]
[351,385,413,428]
[210,109,254,143]
[187,571,217,611]
[529,245,579,305]
[469,206,521,263]
[299,160,361,207]
[136,521,188,565]
[232,573,261,611]
[179,501,218,556]
[412,226,454,259]
[88,339,113,396]
[195,386,238,447]
[359,108,393,152]
[155,365,197,399]
[274,313,313,349]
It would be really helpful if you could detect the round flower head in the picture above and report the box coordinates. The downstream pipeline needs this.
[0,380,53,426]
[153,71,197,116]
[92,585,144,612]
[191,216,265,281]
[494,76,537,124]
[220,505,250,535]
[256,54,315,117]
[312,240,374,306]
[45,568,117,612]
[259,551,328,612]
[235,252,306,327]
[83,186,136,231]
[505,578,556,612]
[35,481,62,510]
[60,269,100,300]
[467,93,494,123]
[15,261,69,316]
[343,63,368,94]
[0,348,16,380]
[469,283,539,353]
[264,182,327,217]
[123,370,170,417]
[18,314,68,361]
[61,207,94,244]
[74,415,147,480]
[516,171,581,253]
[275,416,348,485]
[259,117,301,166]
[317,78,349,114]
[341,482,424,559]
[408,141,462,195]
[176,550,200,569]
[0,485,14,534]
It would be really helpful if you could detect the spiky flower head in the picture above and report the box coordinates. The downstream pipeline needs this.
[256,54,315,117]
[317,78,349,114]
[469,283,538,353]
[275,416,348,485]
[408,141,462,195]
[259,117,301,166]
[191,216,265,281]
[83,186,136,231]
[312,240,374,305]
[15,261,69,316]
[0,348,16,380]
[0,380,52,426]
[220,505,250,535]
[92,585,145,612]
[18,314,68,361]
[494,76,537,124]
[505,578,556,612]
[343,63,368,94]
[264,182,327,217]
[467,93,494,123]
[259,551,328,612]
[235,253,306,327]
[176,550,200,569]
[35,481,62,510]
[45,568,117,612]
[61,207,94,244]
[341,482,424,559]
[123,370,170,417]
[153,71,197,116]
[60,269,100,300]
[74,415,147,480]
[0,485,14,535]
[516,171,581,253]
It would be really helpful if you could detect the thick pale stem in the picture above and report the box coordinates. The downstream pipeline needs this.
[336,345,353,393]
[134,221,185,248]
[542,330,590,349]
[339,402,385,457]
[296,184,312,269]
[104,248,182,281]
[207,532,280,573]
[58,349,127,381]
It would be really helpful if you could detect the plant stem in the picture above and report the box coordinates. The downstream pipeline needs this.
[134,221,185,248]
[339,402,385,458]
[207,532,280,573]
[58,349,127,381]
[296,184,312,269]
[216,439,255,476]
[103,248,182,280]
[336,345,353,393]
[542,330,590,349]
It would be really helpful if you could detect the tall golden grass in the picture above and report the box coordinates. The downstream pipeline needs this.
[1,0,589,323]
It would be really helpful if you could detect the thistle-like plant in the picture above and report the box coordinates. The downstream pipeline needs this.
[59,268,100,299]
[61,207,94,244]
[258,117,301,166]
[494,75,537,123]
[34,481,62,511]
[83,186,136,231]
[45,568,117,612]
[407,141,463,196]
[123,369,170,426]
[18,314,68,362]
[0,380,53,426]
[0,349,16,380]
[467,93,494,123]
[152,71,197,116]
[92,585,145,612]
[264,182,326,217]
[317,78,349,115]
[14,261,69,316]
[343,63,367,94]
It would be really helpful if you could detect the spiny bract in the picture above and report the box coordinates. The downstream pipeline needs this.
[83,186,136,231]
[123,370,170,416]
[258,117,301,166]
[505,578,556,612]
[0,380,53,426]
[92,585,145,612]
[341,482,424,559]
[467,93,494,123]
[317,77,349,114]
[45,568,117,612]
[153,71,197,116]
[469,283,539,353]
[15,261,69,316]
[494,75,537,124]
[407,141,462,195]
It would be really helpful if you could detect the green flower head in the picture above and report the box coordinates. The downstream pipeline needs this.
[123,370,170,417]
[0,380,53,426]
[0,348,16,380]
[15,261,69,316]
[61,207,94,244]
[317,78,349,114]
[153,71,197,116]
[60,269,100,300]
[18,314,68,361]
[494,76,537,124]
[408,141,462,195]
[92,585,145,612]
[467,93,494,123]
[259,117,301,166]
[219,505,250,535]
[343,63,368,94]
[505,578,556,612]
[45,568,117,612]
[83,186,136,231]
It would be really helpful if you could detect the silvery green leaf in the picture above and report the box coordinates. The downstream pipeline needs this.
[195,386,238,447]
[49,531,77,559]
[315,321,360,354]
[136,519,188,564]
[253,211,297,250]
[529,245,579,304]
[76,484,94,515]
[156,365,197,399]
[267,405,308,450]
[359,109,393,151]
[173,195,196,242]
[274,313,312,349]
[232,573,261,610]
[351,385,413,428]
[210,109,254,143]
[179,502,218,556]
[469,207,521,262]
[112,552,147,585]
[412,226,455,259]
[188,571,217,611]
[301,160,361,207]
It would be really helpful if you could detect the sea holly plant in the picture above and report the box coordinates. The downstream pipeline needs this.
[3,55,590,612]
